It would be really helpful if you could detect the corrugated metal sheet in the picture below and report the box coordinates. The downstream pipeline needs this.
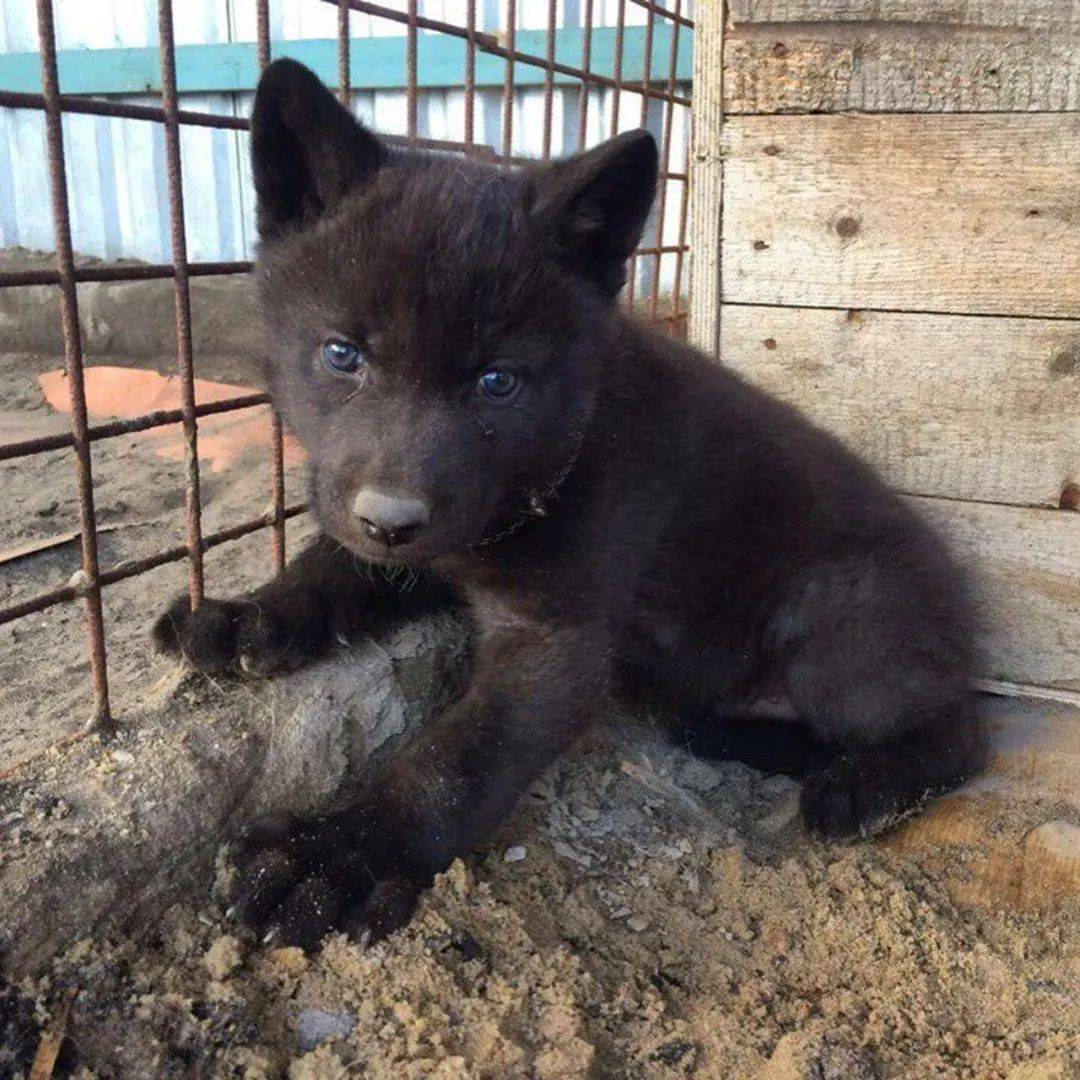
[0,0,689,293]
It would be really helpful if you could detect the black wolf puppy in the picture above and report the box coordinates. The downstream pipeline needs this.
[155,60,984,949]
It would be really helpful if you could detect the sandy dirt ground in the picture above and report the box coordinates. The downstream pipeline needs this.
[0,347,1077,1079]
[4,711,1078,1080]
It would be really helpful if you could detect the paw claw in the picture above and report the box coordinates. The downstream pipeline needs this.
[228,808,421,951]
[151,592,313,676]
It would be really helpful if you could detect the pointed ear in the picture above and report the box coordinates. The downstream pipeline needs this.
[251,58,387,240]
[529,129,658,297]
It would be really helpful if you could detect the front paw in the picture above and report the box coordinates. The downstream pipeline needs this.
[227,809,422,951]
[152,593,311,675]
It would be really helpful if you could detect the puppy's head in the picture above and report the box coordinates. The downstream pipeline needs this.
[252,59,657,562]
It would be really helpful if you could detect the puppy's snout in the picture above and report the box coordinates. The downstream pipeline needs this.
[352,489,431,548]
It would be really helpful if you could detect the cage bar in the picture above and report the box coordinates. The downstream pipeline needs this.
[463,0,477,146]
[0,260,252,289]
[625,2,657,312]
[542,0,556,159]
[255,0,289,574]
[407,0,419,139]
[610,0,627,137]
[337,0,351,103]
[502,0,517,160]
[32,0,113,732]
[577,0,595,151]
[649,0,683,322]
[0,507,306,631]
[157,0,206,609]
[0,394,270,464]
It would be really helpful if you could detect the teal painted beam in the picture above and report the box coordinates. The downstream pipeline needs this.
[0,26,691,97]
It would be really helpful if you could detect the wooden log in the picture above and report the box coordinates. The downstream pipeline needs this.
[721,113,1080,318]
[720,304,1080,508]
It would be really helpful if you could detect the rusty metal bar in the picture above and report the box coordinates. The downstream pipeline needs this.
[541,0,556,159]
[464,0,477,145]
[337,0,351,103]
[610,0,627,136]
[255,0,271,68]
[158,0,205,608]
[625,2,657,313]
[671,134,691,324]
[0,506,307,631]
[501,0,517,160]
[576,0,595,151]
[320,1,690,107]
[0,91,496,156]
[649,0,682,322]
[255,0,288,575]
[406,0,419,139]
[34,0,112,732]
[0,393,270,463]
[628,0,693,29]
[0,89,249,129]
[0,260,251,289]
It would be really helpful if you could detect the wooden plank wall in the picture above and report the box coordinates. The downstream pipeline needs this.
[690,0,1080,694]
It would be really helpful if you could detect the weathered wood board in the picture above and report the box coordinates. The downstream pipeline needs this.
[719,304,1080,508]
[724,20,1080,114]
[721,113,1080,318]
[727,0,1079,28]
[905,496,1080,691]
[687,0,725,356]
[711,304,1080,685]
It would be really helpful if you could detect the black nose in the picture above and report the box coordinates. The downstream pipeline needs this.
[352,489,431,548]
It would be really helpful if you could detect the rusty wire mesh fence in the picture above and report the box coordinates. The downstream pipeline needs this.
[0,0,694,747]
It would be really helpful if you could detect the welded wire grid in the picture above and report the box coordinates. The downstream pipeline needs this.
[0,0,693,740]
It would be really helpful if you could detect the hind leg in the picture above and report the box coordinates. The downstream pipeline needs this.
[779,561,986,839]
[664,667,983,838]
[797,702,984,838]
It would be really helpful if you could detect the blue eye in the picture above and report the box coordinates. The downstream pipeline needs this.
[478,369,519,401]
[323,339,364,374]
